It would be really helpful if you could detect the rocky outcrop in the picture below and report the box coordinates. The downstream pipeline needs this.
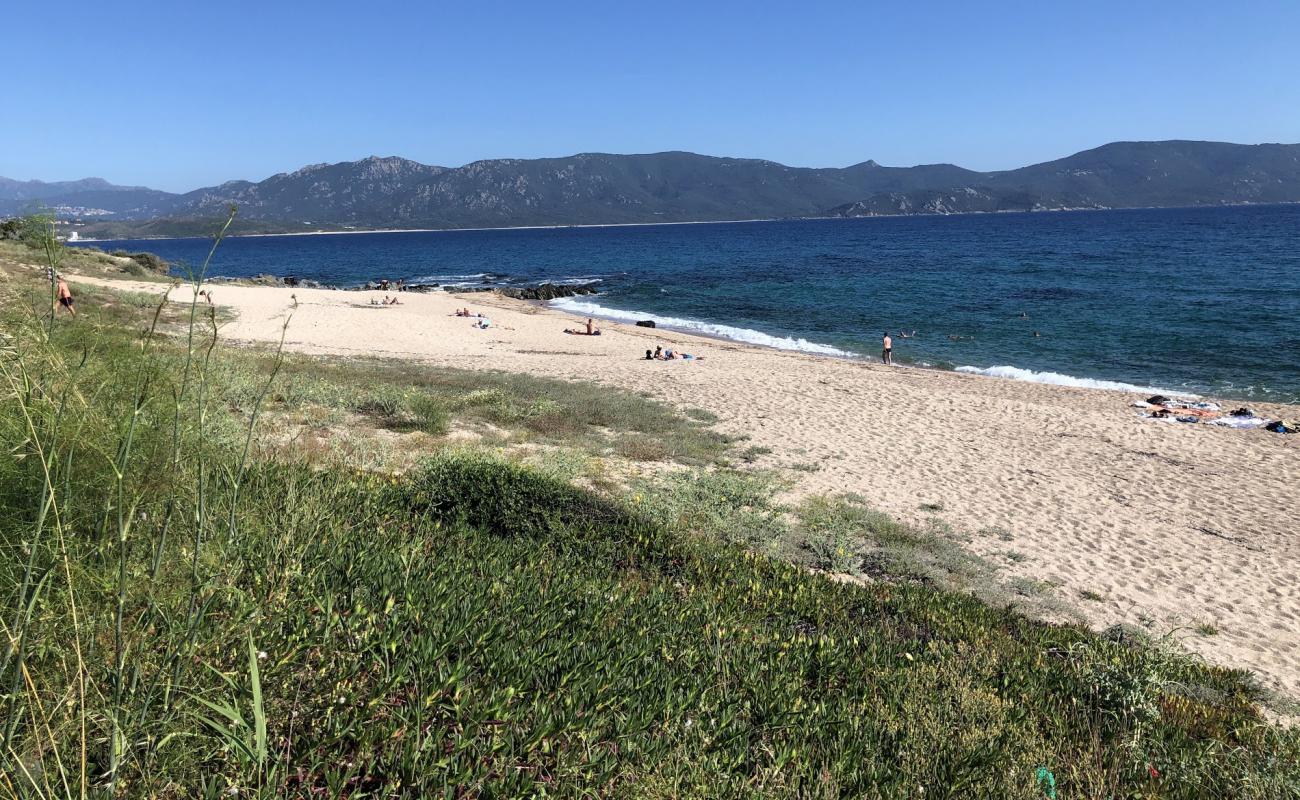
[444,282,601,301]
[208,274,331,288]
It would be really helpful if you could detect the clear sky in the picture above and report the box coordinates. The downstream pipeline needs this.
[4,0,1298,191]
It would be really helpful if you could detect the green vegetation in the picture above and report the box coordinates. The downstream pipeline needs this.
[2,234,1298,798]
[0,238,169,284]
[0,212,169,281]
[235,354,736,470]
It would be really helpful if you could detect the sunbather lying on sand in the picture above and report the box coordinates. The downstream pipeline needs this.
[659,347,702,361]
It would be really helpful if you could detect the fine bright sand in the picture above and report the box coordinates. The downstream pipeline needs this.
[77,276,1300,699]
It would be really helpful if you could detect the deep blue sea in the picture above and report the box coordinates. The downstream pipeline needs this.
[76,205,1300,403]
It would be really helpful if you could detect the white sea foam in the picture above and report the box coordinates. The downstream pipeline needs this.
[549,298,856,357]
[411,273,490,281]
[955,365,1198,397]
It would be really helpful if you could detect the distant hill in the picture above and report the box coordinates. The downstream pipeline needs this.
[5,140,1298,236]
[0,176,176,219]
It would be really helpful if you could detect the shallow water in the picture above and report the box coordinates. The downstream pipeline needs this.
[78,205,1300,402]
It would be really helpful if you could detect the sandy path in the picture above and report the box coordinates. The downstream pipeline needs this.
[76,276,1300,698]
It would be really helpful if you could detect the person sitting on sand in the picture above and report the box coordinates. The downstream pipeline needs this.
[473,318,491,329]
[55,275,75,316]
[645,349,654,360]
[564,318,602,335]
[653,345,663,360]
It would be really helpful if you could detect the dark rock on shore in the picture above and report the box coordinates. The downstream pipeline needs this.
[444,282,601,301]
[208,274,334,289]
[202,274,595,298]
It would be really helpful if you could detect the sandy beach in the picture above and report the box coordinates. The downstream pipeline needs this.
[75,275,1300,699]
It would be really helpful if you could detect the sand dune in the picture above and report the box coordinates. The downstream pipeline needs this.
[75,276,1300,699]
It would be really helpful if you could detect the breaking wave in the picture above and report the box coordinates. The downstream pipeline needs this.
[955,364,1198,397]
[549,298,855,357]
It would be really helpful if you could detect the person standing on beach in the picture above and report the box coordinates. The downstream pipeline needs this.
[881,332,892,364]
[56,275,76,316]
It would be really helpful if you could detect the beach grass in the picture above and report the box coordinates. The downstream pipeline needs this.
[2,235,1299,798]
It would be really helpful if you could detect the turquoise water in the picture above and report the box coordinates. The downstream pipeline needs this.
[78,205,1300,403]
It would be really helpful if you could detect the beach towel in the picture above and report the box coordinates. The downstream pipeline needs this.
[1174,407,1220,419]
[1141,412,1197,424]
[1208,416,1270,430]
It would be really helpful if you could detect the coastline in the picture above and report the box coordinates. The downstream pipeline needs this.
[70,216,783,243]
[68,200,1300,243]
[545,296,1228,399]
[67,274,1300,698]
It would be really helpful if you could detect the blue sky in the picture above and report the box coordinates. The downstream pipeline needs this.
[4,0,1298,191]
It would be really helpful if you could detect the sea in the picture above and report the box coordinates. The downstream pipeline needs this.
[75,205,1300,404]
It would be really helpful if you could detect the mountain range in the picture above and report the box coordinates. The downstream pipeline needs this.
[4,140,1299,237]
